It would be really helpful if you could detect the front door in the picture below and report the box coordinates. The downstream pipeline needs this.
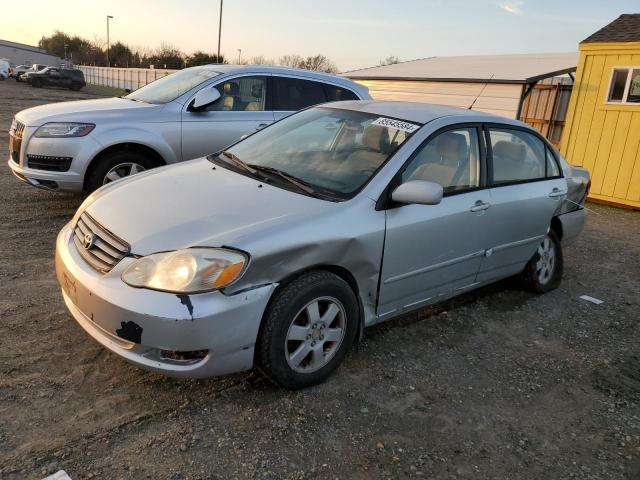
[476,126,567,283]
[378,126,492,317]
[181,75,274,160]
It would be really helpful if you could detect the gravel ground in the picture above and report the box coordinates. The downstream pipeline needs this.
[1,79,639,480]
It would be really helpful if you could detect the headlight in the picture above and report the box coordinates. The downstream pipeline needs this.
[121,248,248,293]
[34,122,95,138]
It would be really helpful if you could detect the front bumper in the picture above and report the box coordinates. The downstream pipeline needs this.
[8,123,104,192]
[55,223,276,378]
[8,158,84,191]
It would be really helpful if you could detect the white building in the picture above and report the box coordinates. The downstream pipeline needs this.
[0,39,61,67]
[345,52,578,119]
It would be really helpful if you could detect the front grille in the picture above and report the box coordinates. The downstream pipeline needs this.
[9,120,25,164]
[73,212,130,273]
[27,154,72,171]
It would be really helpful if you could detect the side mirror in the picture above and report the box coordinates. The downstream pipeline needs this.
[391,180,443,205]
[189,88,221,112]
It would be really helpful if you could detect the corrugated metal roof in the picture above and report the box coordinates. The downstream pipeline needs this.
[582,14,640,44]
[344,52,579,84]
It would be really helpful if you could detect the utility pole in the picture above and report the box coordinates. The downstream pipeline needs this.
[64,43,69,61]
[237,49,242,64]
[217,0,223,62]
[106,15,114,67]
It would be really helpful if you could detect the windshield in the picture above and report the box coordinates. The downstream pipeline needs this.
[125,68,219,104]
[221,107,420,199]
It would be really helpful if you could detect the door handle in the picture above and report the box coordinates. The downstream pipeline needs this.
[548,188,566,199]
[256,123,268,130]
[470,200,491,212]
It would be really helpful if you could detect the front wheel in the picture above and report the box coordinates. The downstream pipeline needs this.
[85,150,155,193]
[522,230,563,293]
[256,271,359,389]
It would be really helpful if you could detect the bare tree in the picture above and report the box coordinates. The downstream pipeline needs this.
[301,54,338,73]
[249,55,275,65]
[278,54,305,69]
[378,56,400,66]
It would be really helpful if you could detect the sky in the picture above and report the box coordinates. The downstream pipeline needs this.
[1,0,637,71]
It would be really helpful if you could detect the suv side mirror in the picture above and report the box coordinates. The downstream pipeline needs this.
[391,180,443,205]
[189,88,221,112]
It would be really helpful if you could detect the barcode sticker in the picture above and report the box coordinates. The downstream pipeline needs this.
[371,117,420,133]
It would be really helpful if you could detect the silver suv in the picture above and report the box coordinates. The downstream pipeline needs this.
[8,65,370,192]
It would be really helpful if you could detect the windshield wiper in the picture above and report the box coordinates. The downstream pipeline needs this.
[217,151,261,177]
[248,164,316,196]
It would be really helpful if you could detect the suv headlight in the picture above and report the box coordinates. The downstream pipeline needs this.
[34,122,95,138]
[121,248,248,293]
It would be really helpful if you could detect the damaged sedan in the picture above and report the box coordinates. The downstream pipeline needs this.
[55,101,590,389]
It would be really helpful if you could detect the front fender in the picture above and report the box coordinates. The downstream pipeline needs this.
[89,125,180,171]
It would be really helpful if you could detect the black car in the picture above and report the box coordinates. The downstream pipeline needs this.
[29,67,86,91]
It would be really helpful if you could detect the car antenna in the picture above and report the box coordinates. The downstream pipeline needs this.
[468,73,494,110]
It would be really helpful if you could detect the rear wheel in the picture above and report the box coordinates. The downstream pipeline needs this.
[522,230,563,293]
[85,150,155,193]
[256,271,359,389]
[70,82,82,91]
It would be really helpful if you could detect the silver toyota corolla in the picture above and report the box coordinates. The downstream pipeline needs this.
[8,65,369,192]
[55,101,590,389]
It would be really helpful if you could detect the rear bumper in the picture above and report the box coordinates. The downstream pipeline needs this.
[558,208,586,246]
[55,223,277,378]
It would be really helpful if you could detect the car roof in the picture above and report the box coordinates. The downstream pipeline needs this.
[323,100,520,125]
[192,64,361,89]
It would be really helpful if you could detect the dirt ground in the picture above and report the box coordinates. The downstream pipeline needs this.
[1,78,639,480]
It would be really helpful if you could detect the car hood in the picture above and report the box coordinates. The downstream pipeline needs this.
[16,97,158,126]
[84,158,334,255]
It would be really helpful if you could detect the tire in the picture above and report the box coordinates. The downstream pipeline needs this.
[70,82,81,91]
[85,150,156,193]
[31,80,41,88]
[256,271,359,389]
[522,229,563,293]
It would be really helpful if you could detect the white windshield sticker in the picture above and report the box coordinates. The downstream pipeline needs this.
[371,117,420,133]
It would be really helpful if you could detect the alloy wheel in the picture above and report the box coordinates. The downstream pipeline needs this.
[285,296,347,373]
[535,235,556,285]
[103,162,146,185]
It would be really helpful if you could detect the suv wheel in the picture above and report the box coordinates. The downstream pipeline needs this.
[522,230,563,293]
[85,150,155,193]
[70,82,82,91]
[256,271,359,389]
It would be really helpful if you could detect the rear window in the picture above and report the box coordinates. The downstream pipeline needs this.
[324,85,359,101]
[273,77,327,111]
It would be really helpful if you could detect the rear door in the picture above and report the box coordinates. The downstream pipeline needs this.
[272,76,330,121]
[476,125,566,283]
[378,125,493,317]
[181,75,274,160]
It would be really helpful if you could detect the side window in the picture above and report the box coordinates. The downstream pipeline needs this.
[324,85,359,101]
[273,77,327,111]
[402,127,481,194]
[489,128,546,184]
[546,147,561,177]
[208,76,266,112]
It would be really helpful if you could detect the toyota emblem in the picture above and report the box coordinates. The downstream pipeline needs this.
[82,233,96,250]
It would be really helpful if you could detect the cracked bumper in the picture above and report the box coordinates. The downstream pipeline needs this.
[55,223,276,378]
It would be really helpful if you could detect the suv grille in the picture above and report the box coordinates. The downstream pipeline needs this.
[9,120,25,164]
[73,212,130,273]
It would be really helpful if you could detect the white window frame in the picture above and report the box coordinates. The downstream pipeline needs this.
[605,66,640,105]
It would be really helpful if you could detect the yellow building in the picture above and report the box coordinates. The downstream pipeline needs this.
[561,14,640,208]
